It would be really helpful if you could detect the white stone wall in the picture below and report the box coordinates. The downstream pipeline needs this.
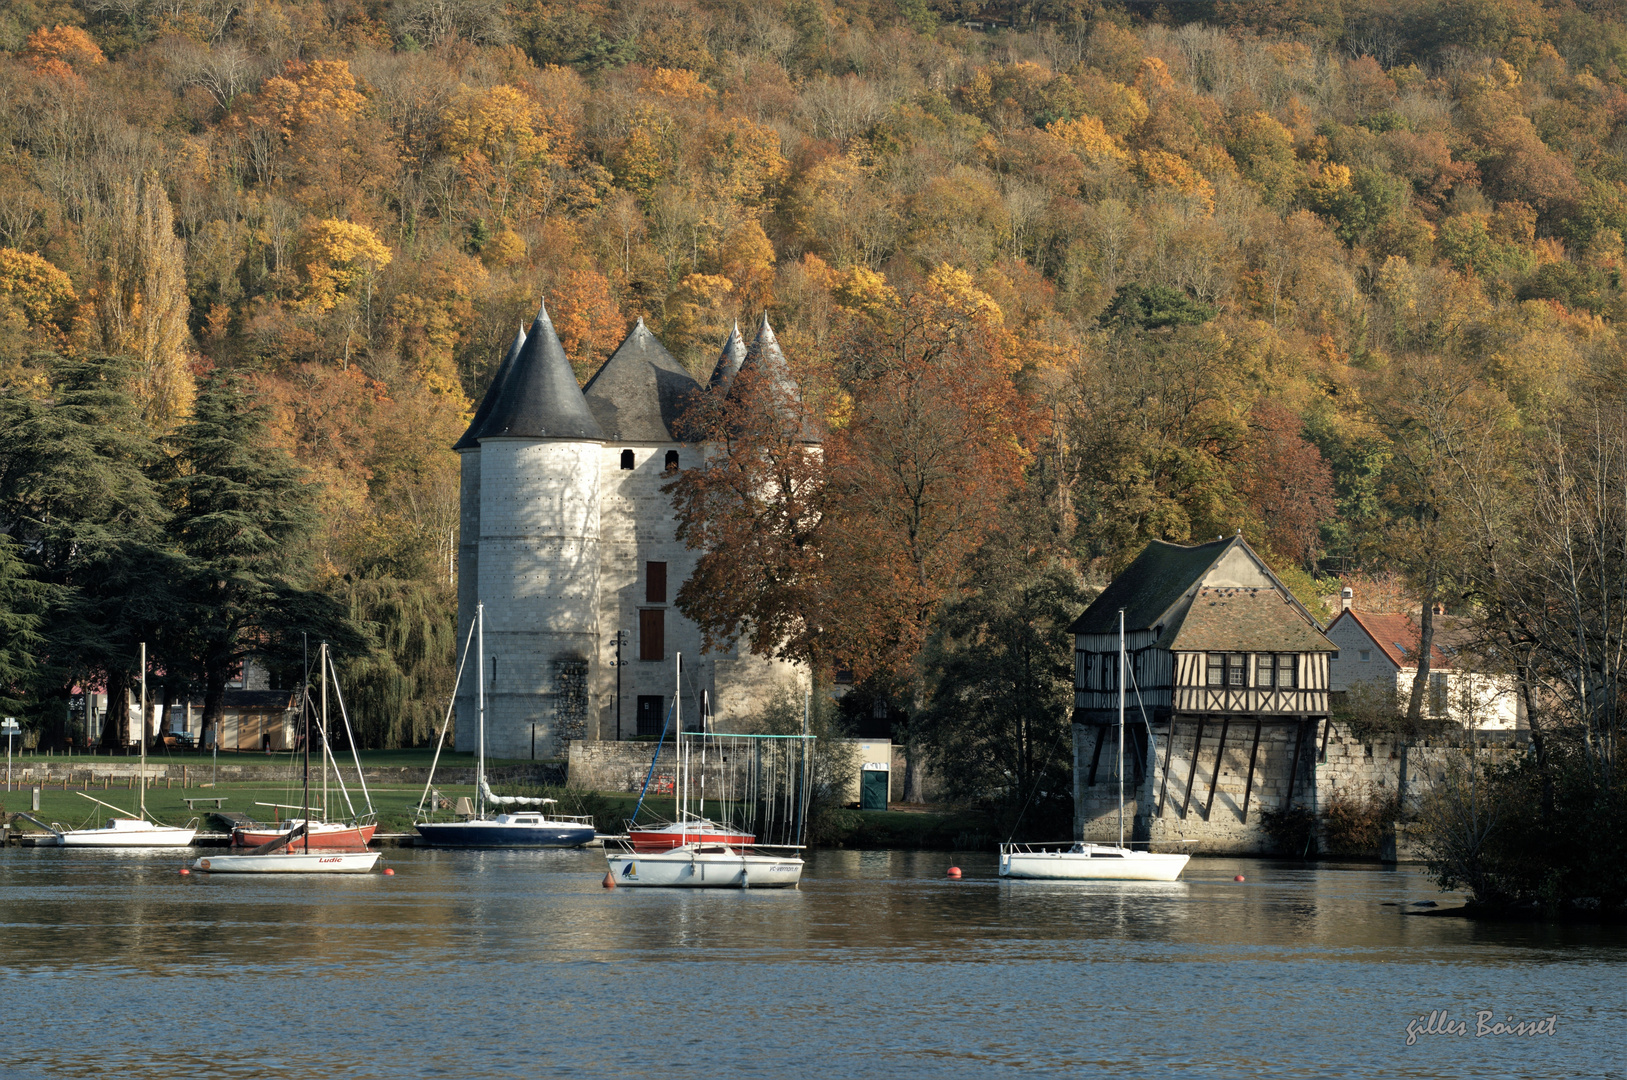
[468,438,602,759]
[455,448,481,700]
[591,441,804,737]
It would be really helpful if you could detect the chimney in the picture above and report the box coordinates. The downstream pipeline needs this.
[1341,586,1353,612]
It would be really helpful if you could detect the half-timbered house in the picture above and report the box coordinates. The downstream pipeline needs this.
[1070,535,1337,845]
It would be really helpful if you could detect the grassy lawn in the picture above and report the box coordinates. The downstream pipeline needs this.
[2,777,475,833]
[3,748,546,769]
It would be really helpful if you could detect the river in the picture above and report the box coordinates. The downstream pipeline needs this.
[0,846,1620,1079]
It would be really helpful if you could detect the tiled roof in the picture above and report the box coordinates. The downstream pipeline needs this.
[1069,537,1236,634]
[453,324,525,451]
[726,314,820,444]
[582,318,703,442]
[708,322,746,393]
[478,302,605,442]
[1169,588,1336,652]
[1328,609,1457,669]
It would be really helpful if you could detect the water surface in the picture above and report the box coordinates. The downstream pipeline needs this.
[1,847,1620,1079]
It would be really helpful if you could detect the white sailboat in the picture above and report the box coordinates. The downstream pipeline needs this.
[604,655,807,888]
[999,610,1190,882]
[40,643,198,848]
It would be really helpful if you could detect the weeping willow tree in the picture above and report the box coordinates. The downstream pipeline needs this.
[332,577,456,748]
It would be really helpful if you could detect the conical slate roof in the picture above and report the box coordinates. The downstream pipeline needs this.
[479,303,604,442]
[453,324,526,451]
[726,314,820,444]
[708,322,747,393]
[582,317,703,442]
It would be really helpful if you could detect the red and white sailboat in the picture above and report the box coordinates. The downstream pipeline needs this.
[232,816,377,849]
[227,644,378,850]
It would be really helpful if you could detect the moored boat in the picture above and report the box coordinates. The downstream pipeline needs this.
[46,812,198,848]
[193,848,380,874]
[415,811,594,848]
[999,610,1193,883]
[606,843,802,888]
[603,654,811,889]
[626,820,754,851]
[231,819,377,848]
[413,604,602,850]
[999,842,1189,882]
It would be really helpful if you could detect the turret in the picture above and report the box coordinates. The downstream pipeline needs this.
[727,313,821,444]
[464,303,605,758]
[708,322,747,394]
[453,325,525,684]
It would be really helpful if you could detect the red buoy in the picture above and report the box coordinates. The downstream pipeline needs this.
[383,868,395,876]
[603,871,617,889]
[178,868,190,876]
[947,866,962,879]
[1234,874,1245,882]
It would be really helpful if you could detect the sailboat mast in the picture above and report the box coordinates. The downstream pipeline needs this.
[302,634,311,853]
[320,642,328,821]
[477,602,485,820]
[675,653,683,829]
[138,641,146,818]
[1118,608,1125,850]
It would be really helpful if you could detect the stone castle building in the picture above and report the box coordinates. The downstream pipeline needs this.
[454,303,807,757]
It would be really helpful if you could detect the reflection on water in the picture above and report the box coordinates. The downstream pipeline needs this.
[2,846,1622,1079]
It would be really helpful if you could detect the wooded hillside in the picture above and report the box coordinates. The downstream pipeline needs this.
[0,1,1624,816]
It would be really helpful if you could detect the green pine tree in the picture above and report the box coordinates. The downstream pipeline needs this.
[166,369,356,746]
[0,355,176,749]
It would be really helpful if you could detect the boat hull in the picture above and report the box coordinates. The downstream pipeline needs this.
[999,847,1190,882]
[415,821,596,848]
[193,851,381,874]
[232,822,377,848]
[48,821,197,848]
[627,825,755,851]
[605,846,803,888]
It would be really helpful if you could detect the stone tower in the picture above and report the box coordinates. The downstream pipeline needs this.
[454,307,811,756]
[454,304,605,758]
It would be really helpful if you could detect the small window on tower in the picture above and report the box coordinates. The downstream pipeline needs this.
[646,561,667,603]
[620,449,635,470]
[664,450,680,473]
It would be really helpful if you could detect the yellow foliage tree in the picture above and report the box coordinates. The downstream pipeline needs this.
[299,219,393,313]
[0,248,76,328]
[253,60,366,140]
[22,25,105,74]
[1045,115,1128,162]
[441,84,564,223]
[1136,150,1216,214]
[705,116,788,207]
[719,219,777,313]
[86,177,195,431]
[831,266,897,320]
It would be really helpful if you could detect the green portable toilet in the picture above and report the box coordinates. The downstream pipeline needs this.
[860,766,889,811]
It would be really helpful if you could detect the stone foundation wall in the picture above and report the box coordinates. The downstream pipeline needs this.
[1075,719,1528,859]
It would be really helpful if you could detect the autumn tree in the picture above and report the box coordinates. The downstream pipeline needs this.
[86,176,195,432]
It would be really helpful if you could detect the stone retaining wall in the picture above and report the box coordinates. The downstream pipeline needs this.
[1076,719,1527,860]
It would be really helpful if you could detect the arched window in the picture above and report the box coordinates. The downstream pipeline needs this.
[664,450,680,473]
[620,449,635,470]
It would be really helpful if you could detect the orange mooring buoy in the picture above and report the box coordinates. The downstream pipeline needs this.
[1234,874,1245,882]
[383,868,395,876]
[946,866,962,879]
[603,871,617,889]
[178,868,190,876]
